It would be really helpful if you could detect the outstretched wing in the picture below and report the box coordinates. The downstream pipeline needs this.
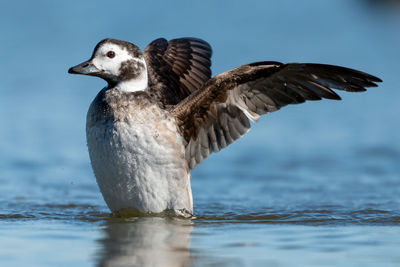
[144,37,212,106]
[171,61,381,169]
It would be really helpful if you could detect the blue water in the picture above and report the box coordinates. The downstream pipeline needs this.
[1,0,400,266]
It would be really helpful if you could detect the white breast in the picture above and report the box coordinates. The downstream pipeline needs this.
[86,102,192,216]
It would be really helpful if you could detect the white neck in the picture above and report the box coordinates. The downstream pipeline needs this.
[116,71,148,92]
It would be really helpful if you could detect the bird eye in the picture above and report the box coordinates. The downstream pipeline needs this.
[106,51,115,58]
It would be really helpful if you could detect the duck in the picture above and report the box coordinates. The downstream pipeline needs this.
[68,37,381,217]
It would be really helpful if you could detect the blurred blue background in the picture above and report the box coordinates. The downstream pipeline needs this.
[0,0,399,266]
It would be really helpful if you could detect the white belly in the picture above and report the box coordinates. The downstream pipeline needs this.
[86,112,192,216]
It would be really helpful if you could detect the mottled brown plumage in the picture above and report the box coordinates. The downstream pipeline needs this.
[170,61,381,169]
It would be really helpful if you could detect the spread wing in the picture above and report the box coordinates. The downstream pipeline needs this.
[171,61,382,169]
[144,37,212,106]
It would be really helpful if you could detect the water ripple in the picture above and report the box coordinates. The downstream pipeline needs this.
[195,208,400,226]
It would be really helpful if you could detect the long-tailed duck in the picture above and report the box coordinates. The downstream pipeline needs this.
[68,37,381,217]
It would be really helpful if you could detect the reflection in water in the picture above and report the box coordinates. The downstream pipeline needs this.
[96,217,193,267]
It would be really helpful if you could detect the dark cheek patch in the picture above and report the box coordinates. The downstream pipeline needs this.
[119,60,145,80]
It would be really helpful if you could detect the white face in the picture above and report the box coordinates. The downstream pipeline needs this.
[91,43,145,77]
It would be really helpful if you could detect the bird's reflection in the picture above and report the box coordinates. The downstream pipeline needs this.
[96,217,193,267]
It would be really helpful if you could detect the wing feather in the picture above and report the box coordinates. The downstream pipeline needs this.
[144,38,212,106]
[171,62,381,169]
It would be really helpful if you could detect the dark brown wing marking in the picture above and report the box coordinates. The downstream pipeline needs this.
[171,61,381,169]
[144,37,212,106]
